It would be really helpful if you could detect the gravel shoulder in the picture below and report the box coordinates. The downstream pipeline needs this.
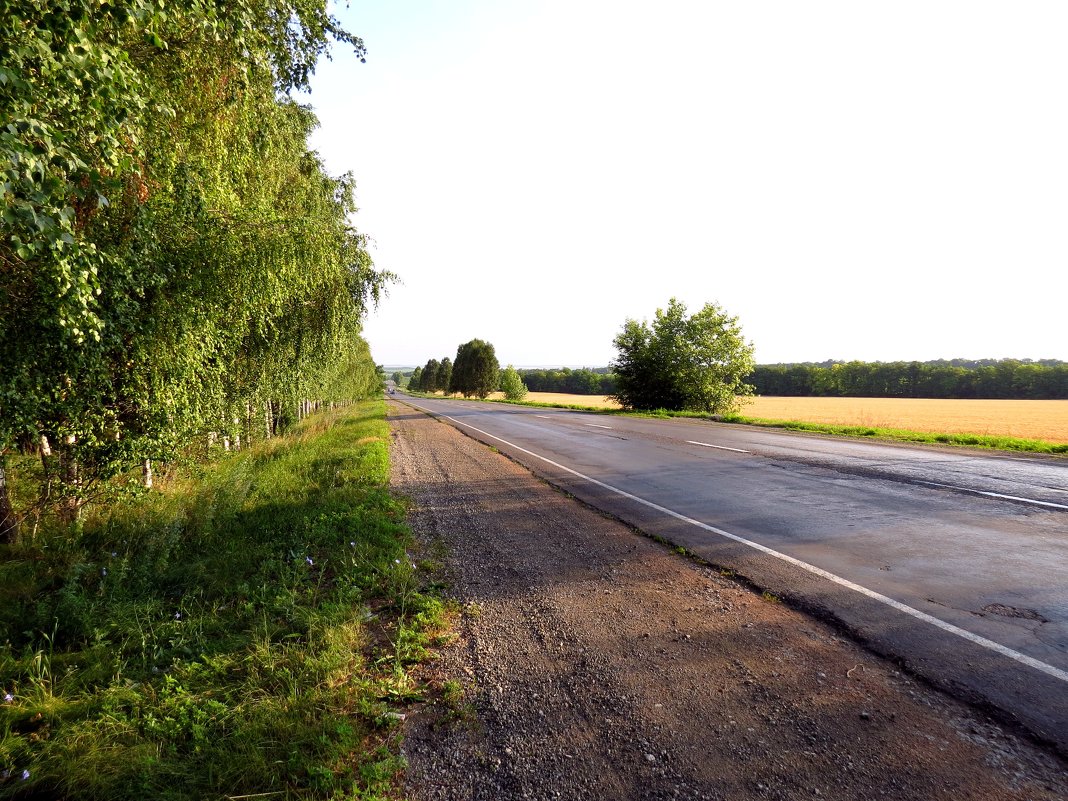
[388,400,1068,801]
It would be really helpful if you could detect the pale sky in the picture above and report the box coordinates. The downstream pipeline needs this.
[304,1,1068,368]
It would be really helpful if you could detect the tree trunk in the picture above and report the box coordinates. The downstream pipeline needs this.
[264,400,273,440]
[0,455,18,545]
[58,435,82,525]
[142,458,153,489]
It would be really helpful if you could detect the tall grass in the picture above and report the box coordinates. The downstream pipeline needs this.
[0,401,448,800]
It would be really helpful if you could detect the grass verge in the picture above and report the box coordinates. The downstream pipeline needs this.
[0,400,449,800]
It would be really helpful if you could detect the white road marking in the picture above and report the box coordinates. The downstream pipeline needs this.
[585,424,612,429]
[534,415,552,419]
[405,399,1068,685]
[686,440,750,454]
[916,480,1068,511]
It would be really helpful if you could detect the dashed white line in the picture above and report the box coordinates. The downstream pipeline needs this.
[585,424,612,429]
[534,415,552,419]
[686,440,750,454]
[916,480,1068,511]
[406,399,1068,686]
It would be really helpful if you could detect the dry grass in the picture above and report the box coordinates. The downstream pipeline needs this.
[479,392,1068,445]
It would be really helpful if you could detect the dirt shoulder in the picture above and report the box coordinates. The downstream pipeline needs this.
[387,400,1067,801]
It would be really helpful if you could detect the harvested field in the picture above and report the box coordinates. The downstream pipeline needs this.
[475,392,1068,444]
[487,391,620,408]
[740,396,1068,444]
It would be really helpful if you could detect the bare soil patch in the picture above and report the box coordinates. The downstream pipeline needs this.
[388,400,1068,801]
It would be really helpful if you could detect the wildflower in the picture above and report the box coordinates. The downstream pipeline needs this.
[350,541,355,547]
[394,559,400,565]
[305,556,314,566]
[101,567,108,577]
[20,770,29,781]
[174,612,181,620]
[110,551,117,557]
[3,692,12,703]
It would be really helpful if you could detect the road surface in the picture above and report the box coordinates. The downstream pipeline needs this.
[394,392,1068,753]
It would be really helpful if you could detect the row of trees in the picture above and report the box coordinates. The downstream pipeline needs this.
[750,360,1068,399]
[1,2,387,541]
[409,339,502,398]
[517,367,617,395]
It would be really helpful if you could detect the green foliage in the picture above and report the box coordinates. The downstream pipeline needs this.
[611,298,755,414]
[0,1,389,532]
[420,359,441,393]
[449,339,500,399]
[0,401,447,799]
[499,365,528,401]
[749,359,1068,399]
[519,367,616,395]
[437,357,453,394]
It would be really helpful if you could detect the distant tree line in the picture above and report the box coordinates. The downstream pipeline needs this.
[518,367,617,395]
[749,359,1068,399]
[405,354,1067,402]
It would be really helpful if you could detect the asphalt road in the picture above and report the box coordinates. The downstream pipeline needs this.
[393,392,1068,754]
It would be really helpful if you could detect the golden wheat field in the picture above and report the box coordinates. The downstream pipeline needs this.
[486,392,1068,444]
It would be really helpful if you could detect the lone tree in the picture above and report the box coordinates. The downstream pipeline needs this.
[500,365,528,401]
[450,339,500,398]
[611,298,755,414]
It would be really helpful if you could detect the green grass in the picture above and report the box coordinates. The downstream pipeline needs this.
[0,401,448,800]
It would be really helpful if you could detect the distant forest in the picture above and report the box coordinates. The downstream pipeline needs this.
[393,360,1067,400]
[518,367,617,396]
[510,360,1067,400]
[749,359,1067,399]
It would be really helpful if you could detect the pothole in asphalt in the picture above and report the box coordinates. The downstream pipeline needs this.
[981,603,1048,622]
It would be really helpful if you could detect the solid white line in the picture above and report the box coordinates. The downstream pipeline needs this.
[408,400,1068,685]
[916,480,1068,511]
[585,423,612,429]
[686,440,750,454]
[534,415,552,419]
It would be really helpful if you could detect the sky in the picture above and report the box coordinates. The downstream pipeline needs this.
[302,1,1068,368]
